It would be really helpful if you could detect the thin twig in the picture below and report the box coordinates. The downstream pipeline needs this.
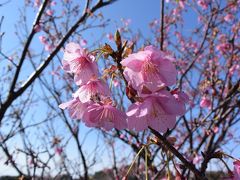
[160,0,165,50]
[149,127,208,180]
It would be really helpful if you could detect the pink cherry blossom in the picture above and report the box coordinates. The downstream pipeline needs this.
[179,0,185,9]
[55,147,63,155]
[73,77,110,103]
[216,43,232,54]
[127,90,186,132]
[172,8,180,16]
[39,35,47,44]
[193,154,203,164]
[62,42,98,85]
[160,177,168,180]
[29,159,34,166]
[149,19,159,27]
[59,98,88,120]
[233,160,240,180]
[197,0,209,10]
[171,89,189,114]
[224,14,234,22]
[121,45,177,93]
[213,126,219,133]
[82,99,127,130]
[200,96,211,109]
[198,15,204,22]
[34,24,41,32]
[113,79,119,87]
[34,0,41,7]
[80,39,88,46]
[46,9,54,16]
[45,44,54,52]
[121,18,131,27]
[229,65,240,76]
[120,134,125,139]
[51,1,57,6]
[106,33,114,41]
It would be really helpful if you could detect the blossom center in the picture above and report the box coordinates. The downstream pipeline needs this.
[150,101,164,118]
[77,57,90,69]
[142,59,158,74]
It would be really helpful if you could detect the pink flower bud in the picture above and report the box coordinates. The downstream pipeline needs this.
[55,147,63,155]
[34,24,41,33]
[200,96,211,109]
[46,9,54,16]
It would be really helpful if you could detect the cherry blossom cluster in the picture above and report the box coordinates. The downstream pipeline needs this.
[232,160,240,180]
[59,43,127,130]
[59,43,188,132]
[121,46,188,132]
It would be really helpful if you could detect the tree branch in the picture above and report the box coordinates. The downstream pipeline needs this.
[149,127,208,180]
[160,0,164,50]
[9,0,48,94]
